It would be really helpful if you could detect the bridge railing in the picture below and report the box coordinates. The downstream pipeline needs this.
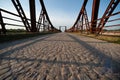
[93,11,120,34]
[66,0,120,35]
[0,8,26,27]
[0,8,46,34]
[66,11,120,35]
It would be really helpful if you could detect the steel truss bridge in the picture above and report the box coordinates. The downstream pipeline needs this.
[0,0,120,34]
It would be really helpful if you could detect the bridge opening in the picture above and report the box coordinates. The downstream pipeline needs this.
[59,26,67,32]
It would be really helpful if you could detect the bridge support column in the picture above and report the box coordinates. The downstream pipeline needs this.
[0,11,6,34]
[29,0,37,32]
[91,0,100,34]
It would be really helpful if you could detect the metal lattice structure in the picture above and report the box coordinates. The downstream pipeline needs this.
[0,0,60,34]
[97,0,120,34]
[67,0,120,34]
[11,0,31,32]
[37,0,59,32]
[66,0,88,32]
[0,0,120,34]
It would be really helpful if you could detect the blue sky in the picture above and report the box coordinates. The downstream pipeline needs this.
[0,0,120,30]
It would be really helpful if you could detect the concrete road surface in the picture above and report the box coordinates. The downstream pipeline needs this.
[0,33,120,80]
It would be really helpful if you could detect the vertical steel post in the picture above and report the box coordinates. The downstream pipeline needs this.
[0,11,6,34]
[91,0,100,34]
[83,8,90,33]
[29,0,37,32]
[43,14,45,32]
[64,26,66,32]
[81,15,84,33]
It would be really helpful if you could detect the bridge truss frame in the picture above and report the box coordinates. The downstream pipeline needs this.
[67,0,120,34]
[0,0,120,34]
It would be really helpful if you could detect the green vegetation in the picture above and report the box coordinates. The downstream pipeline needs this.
[73,32,120,44]
[0,29,56,43]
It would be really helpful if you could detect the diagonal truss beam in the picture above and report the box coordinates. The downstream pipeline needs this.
[73,0,88,27]
[40,0,53,28]
[97,0,120,34]
[67,0,88,32]
[11,0,31,32]
[11,0,59,32]
[83,8,90,33]
[67,0,119,34]
[37,10,50,32]
[37,0,59,32]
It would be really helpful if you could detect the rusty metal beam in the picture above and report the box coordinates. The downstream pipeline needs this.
[97,0,120,34]
[38,0,59,32]
[73,0,88,28]
[80,15,84,33]
[66,0,88,32]
[91,0,100,34]
[37,10,43,31]
[0,11,6,34]
[29,0,37,32]
[83,8,90,33]
[12,0,31,32]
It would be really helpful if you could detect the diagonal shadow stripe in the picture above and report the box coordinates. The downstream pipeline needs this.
[0,36,50,58]
[0,34,54,50]
[67,34,120,73]
[2,56,101,67]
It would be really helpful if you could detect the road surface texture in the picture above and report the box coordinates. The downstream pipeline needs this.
[0,33,120,80]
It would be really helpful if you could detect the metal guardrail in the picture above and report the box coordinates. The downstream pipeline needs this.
[0,8,45,34]
[67,11,120,33]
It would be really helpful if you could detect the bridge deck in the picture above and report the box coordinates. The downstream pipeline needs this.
[0,33,120,80]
